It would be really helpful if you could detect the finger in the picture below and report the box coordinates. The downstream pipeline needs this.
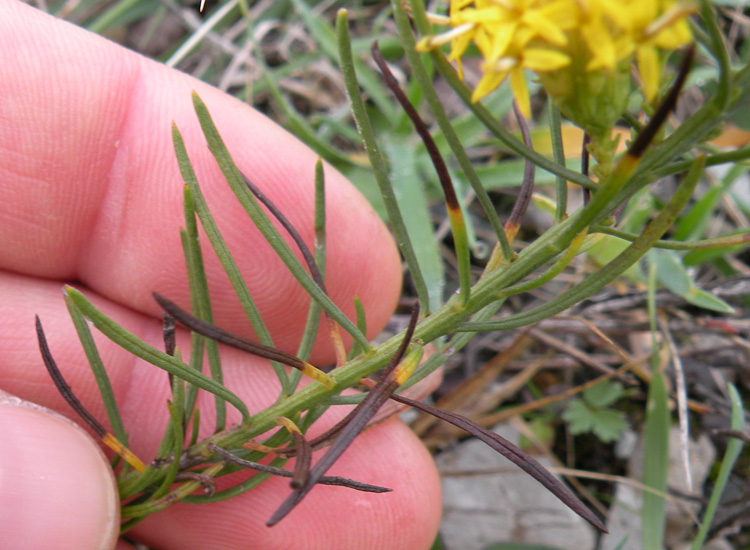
[133,420,442,550]
[0,395,119,550]
[0,2,401,362]
[5,273,441,549]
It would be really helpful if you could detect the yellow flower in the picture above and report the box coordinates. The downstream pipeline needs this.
[579,0,695,101]
[418,0,695,118]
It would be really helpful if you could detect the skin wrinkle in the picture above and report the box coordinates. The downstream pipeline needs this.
[76,59,144,282]
[0,13,135,278]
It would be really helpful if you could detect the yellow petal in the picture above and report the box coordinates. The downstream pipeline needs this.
[582,22,617,70]
[522,49,571,72]
[521,12,568,46]
[510,66,531,118]
[472,68,510,102]
[637,45,660,102]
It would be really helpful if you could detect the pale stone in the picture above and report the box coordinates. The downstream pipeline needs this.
[437,424,597,550]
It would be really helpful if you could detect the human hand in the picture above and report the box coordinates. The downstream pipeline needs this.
[0,2,441,549]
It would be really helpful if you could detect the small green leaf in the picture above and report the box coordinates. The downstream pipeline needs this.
[653,249,692,297]
[684,288,736,314]
[591,410,627,443]
[562,400,595,435]
[583,380,625,408]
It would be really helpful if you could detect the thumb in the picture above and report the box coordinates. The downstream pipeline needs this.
[0,395,120,550]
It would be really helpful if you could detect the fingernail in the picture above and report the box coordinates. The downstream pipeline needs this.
[0,393,119,550]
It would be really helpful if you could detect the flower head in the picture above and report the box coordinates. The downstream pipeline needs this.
[418,0,695,124]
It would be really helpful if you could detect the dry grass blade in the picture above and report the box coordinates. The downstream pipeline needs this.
[153,293,336,388]
[266,302,421,526]
[209,444,391,493]
[35,315,147,473]
[276,416,312,489]
[385,389,608,533]
[504,100,535,241]
[628,45,695,159]
[239,172,346,365]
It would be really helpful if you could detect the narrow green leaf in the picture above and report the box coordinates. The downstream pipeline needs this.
[653,249,692,297]
[63,293,129,447]
[549,104,568,222]
[188,94,369,348]
[290,160,328,392]
[179,228,205,428]
[173,124,296,395]
[65,286,250,423]
[182,186,228,430]
[335,10,431,313]
[346,296,368,361]
[685,287,736,313]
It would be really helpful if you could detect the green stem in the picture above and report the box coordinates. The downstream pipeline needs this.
[653,144,750,179]
[594,226,750,250]
[461,156,706,331]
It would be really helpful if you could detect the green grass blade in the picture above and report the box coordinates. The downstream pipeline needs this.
[642,262,670,550]
[690,383,746,549]
[673,164,741,241]
[65,286,250,423]
[188,94,369,349]
[385,138,445,311]
[335,9,432,313]
[87,0,154,34]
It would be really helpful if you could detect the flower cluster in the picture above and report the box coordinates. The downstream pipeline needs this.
[418,0,695,127]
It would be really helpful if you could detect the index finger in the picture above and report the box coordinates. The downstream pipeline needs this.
[0,2,401,362]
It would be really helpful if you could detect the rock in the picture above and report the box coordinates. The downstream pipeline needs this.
[436,424,597,550]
